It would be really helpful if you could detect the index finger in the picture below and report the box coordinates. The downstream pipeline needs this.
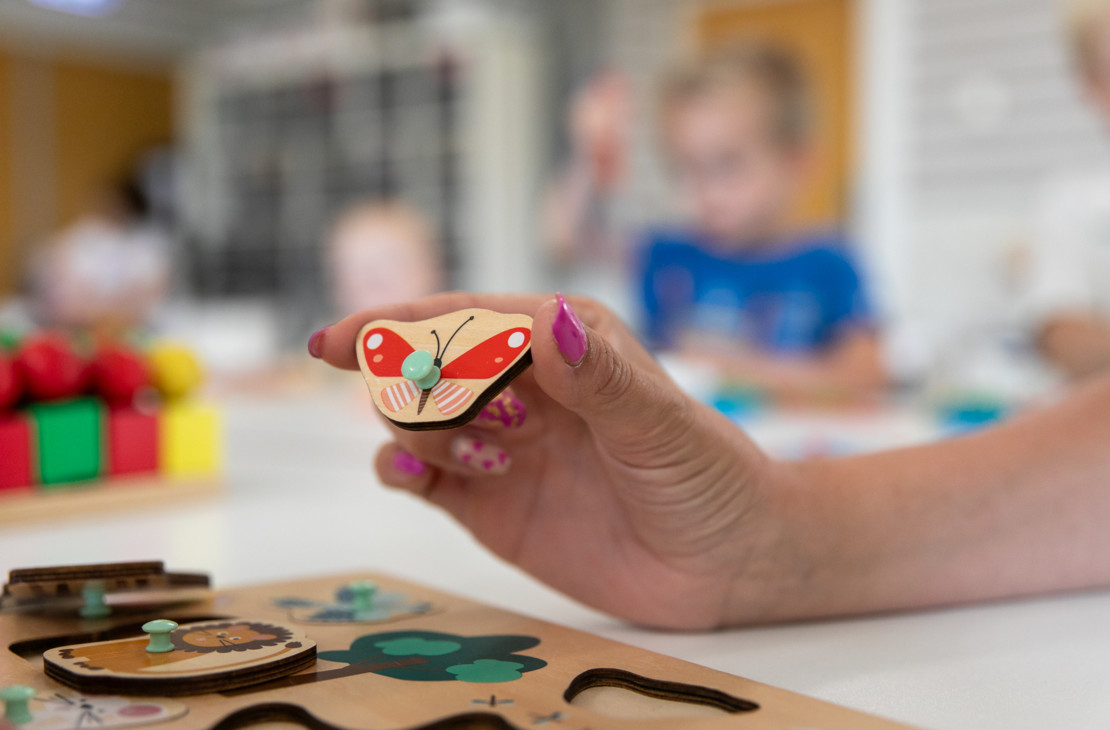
[315,291,554,371]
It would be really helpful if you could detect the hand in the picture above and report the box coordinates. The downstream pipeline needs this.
[313,293,790,629]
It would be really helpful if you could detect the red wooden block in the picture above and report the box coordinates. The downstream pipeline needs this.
[0,415,33,490]
[107,407,160,477]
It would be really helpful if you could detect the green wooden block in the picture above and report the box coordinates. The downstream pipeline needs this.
[31,399,104,486]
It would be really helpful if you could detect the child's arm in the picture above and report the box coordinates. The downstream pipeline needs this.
[314,293,1110,628]
[681,328,886,400]
[1038,312,1110,379]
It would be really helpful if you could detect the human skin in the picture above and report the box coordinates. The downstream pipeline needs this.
[1039,313,1110,379]
[313,293,1110,629]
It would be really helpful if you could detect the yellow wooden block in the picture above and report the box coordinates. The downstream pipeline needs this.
[160,402,222,477]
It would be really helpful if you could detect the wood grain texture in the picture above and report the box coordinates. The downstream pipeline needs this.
[357,309,533,431]
[0,571,918,729]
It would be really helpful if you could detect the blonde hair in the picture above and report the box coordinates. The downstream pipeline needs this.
[1065,0,1110,78]
[660,40,812,148]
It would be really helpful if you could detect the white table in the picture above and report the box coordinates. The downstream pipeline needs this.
[3,391,1107,730]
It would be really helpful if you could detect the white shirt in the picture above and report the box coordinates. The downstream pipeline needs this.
[1027,172,1110,324]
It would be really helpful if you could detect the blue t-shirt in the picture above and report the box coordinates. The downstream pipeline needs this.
[638,230,874,354]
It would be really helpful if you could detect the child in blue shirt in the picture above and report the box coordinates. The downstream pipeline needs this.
[641,43,883,397]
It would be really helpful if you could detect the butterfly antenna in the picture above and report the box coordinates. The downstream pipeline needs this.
[430,330,442,363]
[439,316,475,362]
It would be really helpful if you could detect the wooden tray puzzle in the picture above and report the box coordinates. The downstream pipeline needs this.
[0,569,914,729]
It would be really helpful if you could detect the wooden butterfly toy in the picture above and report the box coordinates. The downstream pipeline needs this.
[356,308,533,430]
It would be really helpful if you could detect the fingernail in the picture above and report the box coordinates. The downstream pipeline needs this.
[477,391,527,429]
[451,437,511,475]
[307,327,328,359]
[553,293,587,365]
[393,450,427,477]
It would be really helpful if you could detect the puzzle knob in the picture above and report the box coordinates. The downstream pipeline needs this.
[402,350,440,390]
[0,685,36,725]
[350,580,377,615]
[142,619,178,653]
[79,579,111,618]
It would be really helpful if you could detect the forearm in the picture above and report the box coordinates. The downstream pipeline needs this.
[1039,315,1110,379]
[749,374,1110,622]
[711,337,886,400]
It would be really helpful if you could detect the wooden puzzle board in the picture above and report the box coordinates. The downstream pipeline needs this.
[0,477,222,527]
[0,572,915,729]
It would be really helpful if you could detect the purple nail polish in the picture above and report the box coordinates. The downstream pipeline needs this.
[478,392,527,428]
[553,293,587,365]
[393,450,427,476]
[307,327,328,359]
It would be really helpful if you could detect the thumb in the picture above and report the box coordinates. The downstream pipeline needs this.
[531,294,688,448]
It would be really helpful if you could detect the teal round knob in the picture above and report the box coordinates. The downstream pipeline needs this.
[142,619,178,653]
[402,350,434,380]
[402,350,440,390]
[79,579,111,619]
[350,580,377,615]
[0,684,36,724]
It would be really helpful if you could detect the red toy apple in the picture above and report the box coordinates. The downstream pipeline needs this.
[0,352,22,410]
[92,344,151,405]
[15,335,88,402]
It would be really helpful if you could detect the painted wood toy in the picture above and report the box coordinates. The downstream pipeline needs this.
[0,566,917,729]
[44,618,316,695]
[357,308,533,431]
[1,562,210,617]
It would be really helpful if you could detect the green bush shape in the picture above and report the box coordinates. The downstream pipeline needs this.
[317,630,546,682]
[445,659,527,683]
[375,637,462,656]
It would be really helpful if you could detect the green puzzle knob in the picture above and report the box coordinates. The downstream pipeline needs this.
[0,685,36,725]
[142,619,178,653]
[350,580,377,615]
[401,350,440,390]
[79,579,111,619]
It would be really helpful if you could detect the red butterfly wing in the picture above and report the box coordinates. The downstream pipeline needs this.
[440,327,531,380]
[362,328,415,377]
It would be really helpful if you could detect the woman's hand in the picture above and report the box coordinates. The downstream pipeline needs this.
[313,292,791,629]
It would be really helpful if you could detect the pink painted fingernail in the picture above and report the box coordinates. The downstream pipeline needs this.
[307,327,328,359]
[451,437,510,475]
[478,391,527,429]
[393,450,427,476]
[553,293,587,365]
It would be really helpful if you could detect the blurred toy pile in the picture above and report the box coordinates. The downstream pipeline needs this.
[0,333,220,493]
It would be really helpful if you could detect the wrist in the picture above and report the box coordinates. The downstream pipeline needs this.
[717,456,830,626]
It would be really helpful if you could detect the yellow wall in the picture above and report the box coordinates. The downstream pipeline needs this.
[0,52,14,295]
[0,48,174,296]
[696,0,855,228]
[53,60,174,225]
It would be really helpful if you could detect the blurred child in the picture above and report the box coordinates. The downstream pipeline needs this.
[31,179,170,335]
[642,42,884,397]
[325,201,444,316]
[1027,0,1110,379]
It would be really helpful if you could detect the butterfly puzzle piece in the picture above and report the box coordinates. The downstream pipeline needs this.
[356,308,533,430]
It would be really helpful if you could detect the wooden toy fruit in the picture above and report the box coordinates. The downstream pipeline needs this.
[14,335,88,402]
[93,344,151,405]
[148,342,203,400]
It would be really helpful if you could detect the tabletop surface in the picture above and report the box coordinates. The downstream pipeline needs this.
[2,388,1107,730]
